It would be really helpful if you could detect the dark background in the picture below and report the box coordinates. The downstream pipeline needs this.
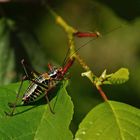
[0,0,140,134]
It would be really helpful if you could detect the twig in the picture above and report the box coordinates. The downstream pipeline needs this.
[45,4,108,101]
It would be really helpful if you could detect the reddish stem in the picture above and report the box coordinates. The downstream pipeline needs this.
[96,85,108,101]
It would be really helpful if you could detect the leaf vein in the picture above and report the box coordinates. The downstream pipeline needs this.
[107,101,125,140]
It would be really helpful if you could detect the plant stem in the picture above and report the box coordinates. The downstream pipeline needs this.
[96,85,108,101]
[75,54,90,71]
[46,4,108,101]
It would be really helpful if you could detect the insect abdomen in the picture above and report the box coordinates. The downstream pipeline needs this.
[22,73,59,104]
[22,74,50,104]
[22,85,46,104]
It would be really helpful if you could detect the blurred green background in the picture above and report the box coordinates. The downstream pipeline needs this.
[0,0,140,134]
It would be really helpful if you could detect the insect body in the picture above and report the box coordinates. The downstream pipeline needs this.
[5,58,74,116]
[5,31,100,116]
[22,73,50,104]
[22,69,62,104]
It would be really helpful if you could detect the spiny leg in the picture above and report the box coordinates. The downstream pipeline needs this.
[5,76,27,116]
[5,59,42,116]
[5,59,50,116]
[21,59,40,77]
[45,91,55,114]
[5,76,49,116]
[44,81,62,114]
[5,59,32,116]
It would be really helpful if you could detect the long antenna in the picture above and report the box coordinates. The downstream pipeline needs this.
[61,45,71,67]
[63,25,122,66]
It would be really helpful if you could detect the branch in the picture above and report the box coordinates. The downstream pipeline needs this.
[45,4,108,101]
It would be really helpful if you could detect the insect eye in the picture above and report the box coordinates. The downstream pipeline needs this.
[51,73,57,78]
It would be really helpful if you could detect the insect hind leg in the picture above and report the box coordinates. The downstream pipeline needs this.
[21,59,40,77]
[7,102,21,108]
[5,59,41,116]
[8,102,17,108]
[5,76,27,116]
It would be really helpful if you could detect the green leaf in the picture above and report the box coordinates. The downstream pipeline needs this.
[0,81,73,140]
[103,68,129,85]
[0,18,15,85]
[75,101,140,140]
